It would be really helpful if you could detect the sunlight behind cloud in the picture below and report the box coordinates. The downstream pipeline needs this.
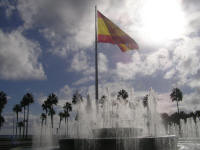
[139,0,186,44]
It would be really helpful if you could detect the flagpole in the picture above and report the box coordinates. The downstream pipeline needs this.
[95,5,99,112]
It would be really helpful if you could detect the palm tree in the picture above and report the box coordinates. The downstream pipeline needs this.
[169,112,180,125]
[63,102,72,137]
[0,91,7,129]
[42,100,49,128]
[189,112,197,123]
[195,110,200,121]
[41,113,46,125]
[170,88,183,136]
[72,92,82,137]
[143,94,150,135]
[179,111,187,124]
[143,94,148,108]
[40,113,46,128]
[170,88,183,114]
[40,113,46,137]
[0,115,5,130]
[46,93,58,129]
[189,112,198,137]
[20,98,27,138]
[72,91,83,104]
[22,93,34,138]
[99,95,106,107]
[63,111,69,136]
[117,89,128,101]
[58,112,64,129]
[48,107,56,129]
[0,91,7,112]
[13,104,22,137]
[18,121,24,138]
[72,92,82,119]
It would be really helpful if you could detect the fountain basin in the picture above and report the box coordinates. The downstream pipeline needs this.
[59,135,177,150]
[92,128,143,138]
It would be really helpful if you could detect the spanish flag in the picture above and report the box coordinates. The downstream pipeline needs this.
[97,11,139,52]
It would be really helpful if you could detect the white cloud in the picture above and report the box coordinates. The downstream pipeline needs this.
[56,85,74,108]
[36,85,74,112]
[70,51,107,85]
[115,35,200,91]
[164,69,175,79]
[17,0,94,56]
[70,51,89,72]
[0,30,46,80]
[174,37,200,84]
[188,79,200,88]
[36,85,74,111]
[157,90,200,114]
[2,0,199,117]
[69,51,108,85]
[181,0,200,35]
[58,84,73,99]
[99,53,108,73]
[181,91,200,112]
[37,95,47,105]
[14,0,198,57]
[157,93,176,114]
[73,76,94,86]
[14,0,200,89]
[116,48,171,80]
[14,0,161,56]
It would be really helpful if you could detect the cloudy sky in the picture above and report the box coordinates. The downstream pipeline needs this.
[1,0,200,125]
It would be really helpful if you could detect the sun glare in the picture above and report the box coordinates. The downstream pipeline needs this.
[140,0,186,44]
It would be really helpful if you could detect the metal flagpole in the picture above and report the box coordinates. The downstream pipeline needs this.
[95,5,99,112]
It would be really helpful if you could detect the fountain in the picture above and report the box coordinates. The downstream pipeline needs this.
[59,88,178,150]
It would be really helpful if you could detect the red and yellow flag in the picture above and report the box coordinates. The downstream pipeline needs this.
[97,11,139,52]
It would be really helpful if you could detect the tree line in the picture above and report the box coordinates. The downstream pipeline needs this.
[0,87,195,138]
[143,87,184,135]
[0,89,132,138]
[0,90,84,139]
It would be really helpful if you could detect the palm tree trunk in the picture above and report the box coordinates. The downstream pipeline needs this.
[41,120,43,135]
[40,120,43,146]
[19,127,21,138]
[0,112,2,130]
[65,118,66,137]
[176,101,182,136]
[195,123,198,137]
[59,119,61,129]
[16,113,18,137]
[67,117,68,137]
[177,101,180,114]
[13,118,15,137]
[23,106,26,138]
[51,114,53,129]
[147,105,151,136]
[45,111,47,135]
[26,104,29,138]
